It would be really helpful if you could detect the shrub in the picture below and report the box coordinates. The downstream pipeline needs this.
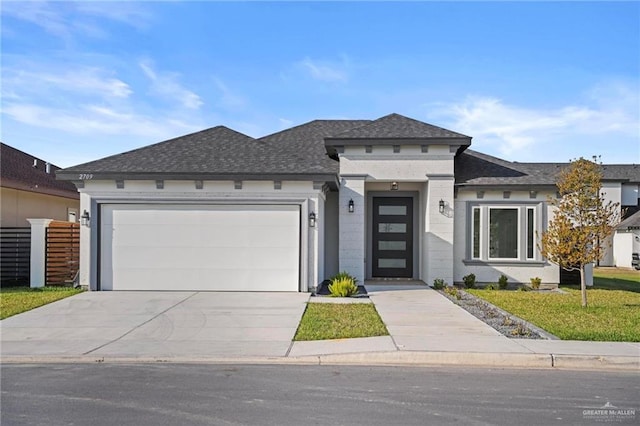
[498,274,509,289]
[530,277,542,290]
[331,271,358,285]
[328,277,358,297]
[433,278,446,290]
[444,286,461,300]
[462,273,476,289]
[485,283,500,290]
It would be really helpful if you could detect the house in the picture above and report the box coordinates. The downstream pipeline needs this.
[613,210,640,269]
[1,143,80,227]
[55,114,640,292]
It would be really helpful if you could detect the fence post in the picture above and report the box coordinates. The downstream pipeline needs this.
[27,219,53,288]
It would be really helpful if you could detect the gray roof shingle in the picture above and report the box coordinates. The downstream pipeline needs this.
[329,113,470,139]
[617,209,640,230]
[455,150,640,188]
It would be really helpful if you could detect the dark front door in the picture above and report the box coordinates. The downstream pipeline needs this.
[372,197,413,278]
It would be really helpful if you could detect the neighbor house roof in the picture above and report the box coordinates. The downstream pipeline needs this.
[617,210,640,230]
[1,143,79,199]
[455,150,640,188]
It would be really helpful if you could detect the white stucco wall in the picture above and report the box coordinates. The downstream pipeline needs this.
[338,176,366,282]
[324,191,340,279]
[613,231,640,268]
[77,179,326,291]
[600,182,622,266]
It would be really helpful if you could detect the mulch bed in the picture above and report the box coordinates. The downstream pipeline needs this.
[314,281,369,297]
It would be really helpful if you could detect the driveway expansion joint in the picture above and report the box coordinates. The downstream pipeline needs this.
[82,292,199,355]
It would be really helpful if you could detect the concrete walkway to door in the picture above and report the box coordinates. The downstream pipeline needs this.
[366,284,534,353]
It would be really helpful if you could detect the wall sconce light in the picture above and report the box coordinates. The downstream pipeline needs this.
[81,210,90,227]
[390,181,399,191]
[348,199,354,213]
[438,199,445,214]
[309,212,316,228]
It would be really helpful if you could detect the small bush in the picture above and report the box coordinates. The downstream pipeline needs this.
[462,273,476,289]
[498,274,508,289]
[331,271,358,285]
[444,286,461,300]
[530,277,541,290]
[517,285,532,292]
[485,283,500,290]
[433,278,446,290]
[328,277,359,297]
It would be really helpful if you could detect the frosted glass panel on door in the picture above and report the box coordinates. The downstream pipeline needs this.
[379,205,407,215]
[378,223,407,233]
[378,241,406,251]
[378,259,406,268]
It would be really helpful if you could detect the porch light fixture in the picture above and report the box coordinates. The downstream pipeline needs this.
[309,212,316,228]
[348,199,354,213]
[438,199,445,214]
[81,210,90,227]
[390,181,399,191]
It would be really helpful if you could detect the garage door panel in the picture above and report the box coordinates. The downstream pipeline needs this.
[101,204,300,291]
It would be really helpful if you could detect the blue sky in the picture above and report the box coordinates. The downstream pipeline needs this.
[2,1,639,168]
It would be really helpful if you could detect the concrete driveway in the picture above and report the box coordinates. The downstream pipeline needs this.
[1,291,309,358]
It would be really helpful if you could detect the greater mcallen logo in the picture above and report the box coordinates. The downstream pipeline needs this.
[583,402,636,422]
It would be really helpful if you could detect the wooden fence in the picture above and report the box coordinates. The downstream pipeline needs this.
[45,221,80,286]
[0,227,31,286]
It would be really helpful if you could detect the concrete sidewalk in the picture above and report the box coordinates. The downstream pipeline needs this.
[1,287,638,370]
[287,285,639,370]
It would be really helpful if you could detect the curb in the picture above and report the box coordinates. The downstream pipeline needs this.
[2,351,637,371]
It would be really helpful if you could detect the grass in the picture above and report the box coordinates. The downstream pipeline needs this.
[294,303,389,341]
[467,268,640,342]
[0,286,83,320]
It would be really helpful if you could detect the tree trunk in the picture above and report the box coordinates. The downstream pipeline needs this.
[580,266,588,308]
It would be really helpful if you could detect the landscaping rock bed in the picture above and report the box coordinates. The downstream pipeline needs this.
[438,287,553,340]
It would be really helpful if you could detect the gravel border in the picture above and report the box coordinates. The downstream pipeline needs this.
[438,287,559,340]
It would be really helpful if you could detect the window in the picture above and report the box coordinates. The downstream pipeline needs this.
[526,207,535,260]
[472,207,480,259]
[469,204,540,262]
[489,208,519,259]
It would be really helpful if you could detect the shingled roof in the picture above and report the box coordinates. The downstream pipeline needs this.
[1,143,79,199]
[617,210,640,230]
[57,120,370,181]
[330,113,470,139]
[455,150,640,188]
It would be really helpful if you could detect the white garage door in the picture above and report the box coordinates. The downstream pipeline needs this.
[100,204,300,291]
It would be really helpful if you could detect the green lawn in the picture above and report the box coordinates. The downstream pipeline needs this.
[0,286,83,320]
[467,268,640,341]
[294,302,389,341]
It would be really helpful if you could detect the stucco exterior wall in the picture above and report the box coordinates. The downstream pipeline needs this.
[1,187,79,227]
[600,182,622,266]
[613,231,640,268]
[324,191,339,279]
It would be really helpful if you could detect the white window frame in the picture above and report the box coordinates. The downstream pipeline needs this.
[471,206,481,260]
[469,203,542,263]
[526,207,536,260]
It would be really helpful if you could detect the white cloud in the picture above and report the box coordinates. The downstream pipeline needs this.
[3,67,132,99]
[1,0,152,39]
[427,81,640,160]
[213,77,246,110]
[140,60,203,110]
[2,102,200,140]
[298,57,349,82]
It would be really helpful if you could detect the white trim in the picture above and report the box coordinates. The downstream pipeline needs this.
[526,206,536,260]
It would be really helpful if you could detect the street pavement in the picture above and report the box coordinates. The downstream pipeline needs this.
[1,285,638,370]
